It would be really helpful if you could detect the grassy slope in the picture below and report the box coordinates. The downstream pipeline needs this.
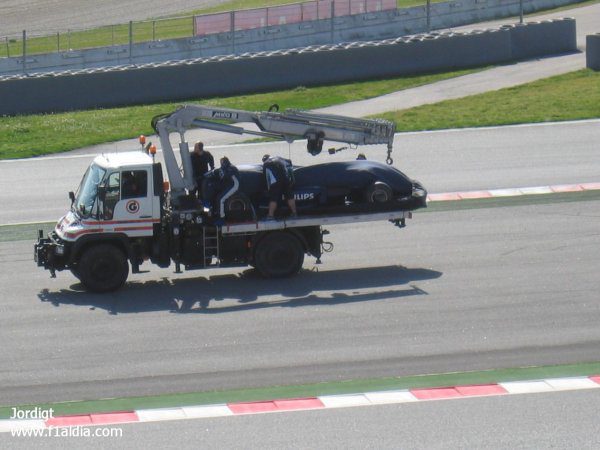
[0,68,479,159]
[379,69,600,132]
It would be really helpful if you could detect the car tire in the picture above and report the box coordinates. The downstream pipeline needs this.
[225,192,256,222]
[78,244,129,293]
[364,181,393,203]
[254,232,304,278]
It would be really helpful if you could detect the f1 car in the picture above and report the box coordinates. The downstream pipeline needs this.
[221,159,427,220]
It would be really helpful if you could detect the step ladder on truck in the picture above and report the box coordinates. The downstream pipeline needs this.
[34,104,427,293]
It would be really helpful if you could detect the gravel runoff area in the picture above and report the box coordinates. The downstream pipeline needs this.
[0,0,231,37]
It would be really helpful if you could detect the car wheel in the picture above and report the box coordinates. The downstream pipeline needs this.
[364,182,393,203]
[78,244,129,293]
[254,232,304,278]
[225,192,256,221]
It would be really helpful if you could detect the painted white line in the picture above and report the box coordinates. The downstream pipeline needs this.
[181,405,233,419]
[364,390,418,404]
[318,394,372,408]
[499,380,554,394]
[135,407,186,422]
[543,377,600,391]
[399,118,600,137]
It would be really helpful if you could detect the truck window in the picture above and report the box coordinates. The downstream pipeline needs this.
[121,170,148,199]
[103,172,121,220]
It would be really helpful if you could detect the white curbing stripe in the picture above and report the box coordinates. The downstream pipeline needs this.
[182,405,233,419]
[488,188,524,197]
[499,380,555,394]
[1,375,599,432]
[318,394,372,408]
[364,390,419,404]
[518,186,554,195]
[135,407,186,422]
[543,377,600,391]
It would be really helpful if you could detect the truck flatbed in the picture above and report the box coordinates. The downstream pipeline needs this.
[222,210,411,235]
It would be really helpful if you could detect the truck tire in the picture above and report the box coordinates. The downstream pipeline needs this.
[78,244,129,293]
[364,181,393,203]
[254,231,304,278]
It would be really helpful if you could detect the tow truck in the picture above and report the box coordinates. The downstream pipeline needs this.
[34,104,426,292]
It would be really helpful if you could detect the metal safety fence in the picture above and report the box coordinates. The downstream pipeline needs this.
[1,0,417,59]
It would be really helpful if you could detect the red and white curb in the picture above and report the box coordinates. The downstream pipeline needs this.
[426,182,600,202]
[2,375,599,432]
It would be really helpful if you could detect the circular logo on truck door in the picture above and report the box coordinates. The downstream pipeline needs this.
[126,200,140,214]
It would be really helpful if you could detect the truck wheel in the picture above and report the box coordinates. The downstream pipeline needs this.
[364,181,393,203]
[78,244,129,293]
[254,232,304,278]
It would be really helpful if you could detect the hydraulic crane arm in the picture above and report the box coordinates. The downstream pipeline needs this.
[152,104,396,199]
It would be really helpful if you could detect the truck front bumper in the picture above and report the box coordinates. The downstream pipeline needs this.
[34,231,67,277]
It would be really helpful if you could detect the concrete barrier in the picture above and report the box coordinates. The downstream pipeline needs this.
[0,19,577,116]
[0,0,585,76]
[587,34,600,70]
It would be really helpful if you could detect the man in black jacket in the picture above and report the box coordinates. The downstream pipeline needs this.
[262,154,297,220]
[190,141,214,198]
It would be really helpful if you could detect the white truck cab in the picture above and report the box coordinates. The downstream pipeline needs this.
[59,152,161,242]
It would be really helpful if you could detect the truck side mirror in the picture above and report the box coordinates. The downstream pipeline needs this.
[68,191,75,205]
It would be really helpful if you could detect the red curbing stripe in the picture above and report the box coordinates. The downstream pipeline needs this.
[457,190,492,199]
[455,384,508,396]
[410,387,462,400]
[90,411,139,425]
[274,398,325,411]
[580,182,600,190]
[589,376,600,385]
[46,415,93,427]
[427,192,462,202]
[228,401,278,414]
[550,184,583,193]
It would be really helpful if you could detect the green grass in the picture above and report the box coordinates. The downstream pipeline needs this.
[1,361,599,418]
[0,67,479,159]
[378,69,600,132]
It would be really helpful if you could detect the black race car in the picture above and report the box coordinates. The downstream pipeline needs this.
[223,160,427,220]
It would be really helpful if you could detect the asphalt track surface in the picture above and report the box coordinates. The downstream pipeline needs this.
[1,119,600,407]
[1,3,599,445]
[0,0,229,37]
[4,390,600,449]
[1,119,599,224]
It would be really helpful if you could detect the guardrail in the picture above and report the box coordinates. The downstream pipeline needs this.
[3,0,575,59]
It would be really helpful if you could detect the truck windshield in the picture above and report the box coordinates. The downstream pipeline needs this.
[74,164,106,218]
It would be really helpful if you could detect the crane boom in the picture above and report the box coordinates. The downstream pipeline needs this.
[152,104,396,200]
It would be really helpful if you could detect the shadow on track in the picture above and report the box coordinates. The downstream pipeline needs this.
[38,265,442,315]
